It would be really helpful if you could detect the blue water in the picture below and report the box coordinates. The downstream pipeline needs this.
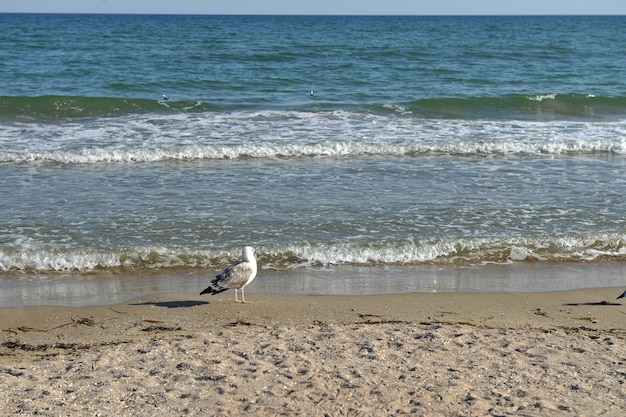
[1,14,626,304]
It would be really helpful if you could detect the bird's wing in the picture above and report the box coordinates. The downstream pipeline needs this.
[213,261,253,289]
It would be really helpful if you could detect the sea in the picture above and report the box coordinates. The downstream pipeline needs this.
[1,14,626,306]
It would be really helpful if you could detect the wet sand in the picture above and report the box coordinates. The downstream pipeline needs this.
[1,288,625,416]
[3,262,626,307]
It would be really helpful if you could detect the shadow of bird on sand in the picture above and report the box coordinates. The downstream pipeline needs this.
[130,300,209,309]
[563,301,621,307]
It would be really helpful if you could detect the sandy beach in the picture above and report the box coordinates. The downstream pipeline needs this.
[1,288,625,416]
[4,10,626,417]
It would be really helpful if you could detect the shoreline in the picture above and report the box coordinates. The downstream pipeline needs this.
[2,261,626,308]
[2,289,625,416]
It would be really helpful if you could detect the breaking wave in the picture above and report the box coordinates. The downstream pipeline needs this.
[2,232,626,272]
[2,106,626,165]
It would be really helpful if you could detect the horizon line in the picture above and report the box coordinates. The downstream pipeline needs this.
[1,12,625,17]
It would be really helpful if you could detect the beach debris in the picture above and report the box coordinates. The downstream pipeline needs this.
[19,326,47,333]
[141,325,182,332]
[2,340,125,353]
[223,319,254,328]
[3,316,107,336]
[356,313,406,324]
[533,309,551,318]
[72,317,98,326]
[574,316,598,324]
[357,313,383,321]
[2,326,48,334]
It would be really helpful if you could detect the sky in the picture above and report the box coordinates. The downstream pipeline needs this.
[2,0,626,15]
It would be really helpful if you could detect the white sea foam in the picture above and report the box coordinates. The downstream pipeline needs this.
[2,232,625,272]
[528,93,557,101]
[2,111,626,164]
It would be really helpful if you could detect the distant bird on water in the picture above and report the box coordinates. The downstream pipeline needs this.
[200,246,257,303]
[310,90,316,97]
[162,94,170,101]
[617,289,626,299]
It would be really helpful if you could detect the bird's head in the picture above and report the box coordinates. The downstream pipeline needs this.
[242,246,255,261]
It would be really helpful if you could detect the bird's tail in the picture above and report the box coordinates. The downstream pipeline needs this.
[199,285,228,296]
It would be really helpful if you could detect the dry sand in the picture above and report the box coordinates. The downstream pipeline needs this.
[1,288,625,416]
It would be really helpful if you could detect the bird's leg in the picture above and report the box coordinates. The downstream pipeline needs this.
[240,288,250,304]
[234,289,240,303]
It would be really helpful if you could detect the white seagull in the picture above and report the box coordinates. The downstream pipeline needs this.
[617,289,626,300]
[200,246,257,303]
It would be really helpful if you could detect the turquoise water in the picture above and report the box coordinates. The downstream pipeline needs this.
[1,14,626,289]
[3,15,626,114]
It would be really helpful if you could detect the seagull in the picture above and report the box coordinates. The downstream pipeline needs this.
[200,246,257,303]
[162,94,170,101]
[310,90,316,97]
[617,289,626,299]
